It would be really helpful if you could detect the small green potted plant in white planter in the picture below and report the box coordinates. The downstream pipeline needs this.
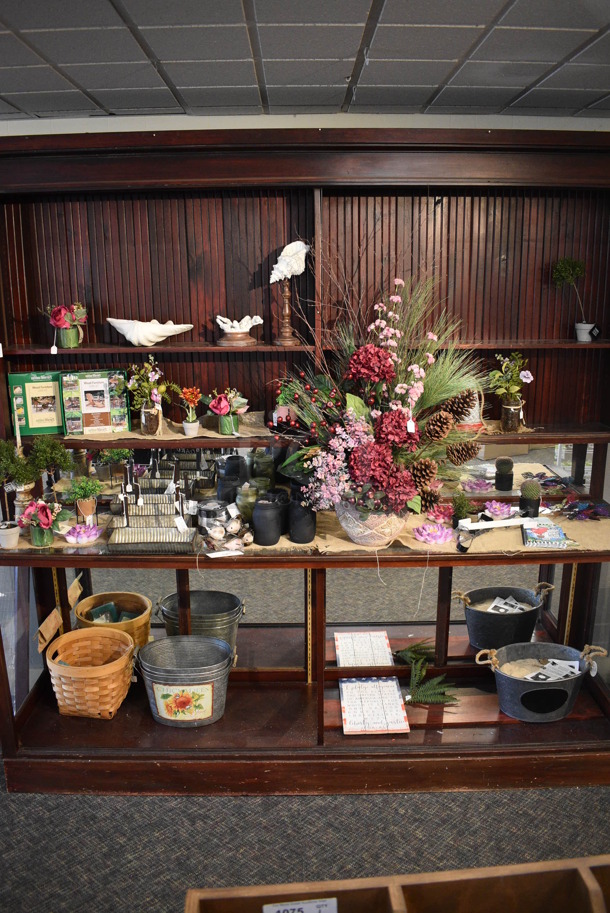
[551,257,593,343]
[0,440,37,547]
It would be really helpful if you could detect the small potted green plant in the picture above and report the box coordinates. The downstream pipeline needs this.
[28,437,74,499]
[519,478,542,518]
[488,352,533,432]
[451,490,477,529]
[0,440,37,546]
[67,477,103,526]
[551,257,593,342]
[91,448,133,481]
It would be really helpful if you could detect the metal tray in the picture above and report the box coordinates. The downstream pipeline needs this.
[107,527,198,554]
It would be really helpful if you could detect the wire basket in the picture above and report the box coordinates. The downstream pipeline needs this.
[46,627,135,720]
[107,527,197,553]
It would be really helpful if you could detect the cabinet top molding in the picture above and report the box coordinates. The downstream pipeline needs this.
[1,128,610,193]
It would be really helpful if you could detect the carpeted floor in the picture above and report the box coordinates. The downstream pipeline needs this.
[1,764,609,913]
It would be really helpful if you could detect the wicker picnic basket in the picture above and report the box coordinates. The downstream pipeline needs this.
[75,591,152,648]
[46,627,135,719]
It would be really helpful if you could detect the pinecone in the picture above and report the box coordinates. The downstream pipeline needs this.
[445,440,480,466]
[442,389,478,422]
[419,486,441,512]
[410,457,438,488]
[424,410,454,442]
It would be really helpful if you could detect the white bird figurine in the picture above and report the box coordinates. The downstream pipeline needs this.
[270,241,310,284]
[216,315,263,333]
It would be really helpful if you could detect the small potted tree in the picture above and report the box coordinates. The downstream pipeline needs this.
[28,437,74,500]
[67,477,104,526]
[451,491,477,529]
[551,257,594,343]
[0,440,37,547]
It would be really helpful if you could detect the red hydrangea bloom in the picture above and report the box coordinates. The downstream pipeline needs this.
[384,466,417,513]
[348,442,393,487]
[375,410,421,450]
[346,343,396,384]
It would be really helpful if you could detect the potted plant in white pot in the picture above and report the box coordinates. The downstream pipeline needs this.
[0,440,37,547]
[551,257,594,343]
[178,386,202,437]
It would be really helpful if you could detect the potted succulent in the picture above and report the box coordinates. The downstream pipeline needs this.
[18,498,71,547]
[67,476,104,525]
[204,388,249,435]
[179,386,202,437]
[551,257,593,343]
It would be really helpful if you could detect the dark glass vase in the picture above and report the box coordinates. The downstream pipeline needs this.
[519,496,540,518]
[289,498,316,543]
[216,478,238,504]
[500,400,521,433]
[252,499,282,546]
[495,472,514,492]
[266,489,290,534]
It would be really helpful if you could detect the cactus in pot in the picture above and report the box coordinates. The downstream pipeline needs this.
[495,457,514,492]
[520,478,541,517]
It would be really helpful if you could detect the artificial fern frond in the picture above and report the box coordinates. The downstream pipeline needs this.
[409,672,458,705]
[393,640,435,666]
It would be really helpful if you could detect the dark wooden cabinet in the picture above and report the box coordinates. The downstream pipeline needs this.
[1,128,610,794]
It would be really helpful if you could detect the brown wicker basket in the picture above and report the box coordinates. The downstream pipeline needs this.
[46,627,135,719]
[75,591,152,648]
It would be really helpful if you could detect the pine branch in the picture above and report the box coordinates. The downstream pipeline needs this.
[393,639,435,665]
[407,658,458,706]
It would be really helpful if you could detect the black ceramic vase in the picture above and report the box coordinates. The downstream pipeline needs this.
[519,496,540,518]
[252,498,282,546]
[289,498,316,543]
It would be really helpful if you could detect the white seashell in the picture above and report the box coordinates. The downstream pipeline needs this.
[107,318,193,346]
[224,537,244,551]
[209,524,226,541]
[270,241,310,283]
[216,315,263,333]
[240,530,254,546]
[225,517,242,535]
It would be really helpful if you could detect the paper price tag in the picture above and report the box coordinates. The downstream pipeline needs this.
[227,503,240,518]
[174,516,188,534]
[262,899,337,913]
[165,481,176,496]
[125,484,133,493]
[406,419,416,433]
[50,345,58,355]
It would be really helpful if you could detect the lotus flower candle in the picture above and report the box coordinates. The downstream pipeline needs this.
[461,478,494,492]
[64,524,102,545]
[426,503,454,524]
[413,523,454,544]
[484,500,515,519]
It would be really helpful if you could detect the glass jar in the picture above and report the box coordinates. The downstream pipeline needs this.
[500,400,521,433]
[235,483,258,523]
[197,499,229,534]
[252,450,275,488]
[251,476,270,496]
[252,498,282,546]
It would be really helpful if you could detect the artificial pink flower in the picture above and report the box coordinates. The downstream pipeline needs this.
[425,352,435,365]
[426,331,438,342]
[49,305,71,329]
[389,295,401,303]
[349,442,393,487]
[384,466,417,512]
[209,393,231,415]
[394,278,405,287]
[36,503,54,529]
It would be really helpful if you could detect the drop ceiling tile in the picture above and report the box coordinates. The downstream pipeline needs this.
[0,66,74,93]
[267,86,346,105]
[381,0,507,26]
[502,0,610,30]
[450,60,550,88]
[140,25,251,60]
[256,0,371,24]
[579,96,610,111]
[432,85,519,106]
[258,25,362,59]
[23,28,148,64]
[188,105,262,115]
[371,25,483,59]
[264,59,352,86]
[573,32,610,64]
[92,88,183,109]
[120,0,245,26]
[351,85,434,105]
[164,61,257,87]
[179,86,261,106]
[0,33,46,66]
[62,62,167,90]
[269,104,344,114]
[472,27,594,62]
[0,96,21,112]
[359,59,456,86]
[543,63,610,90]
[509,87,606,108]
[349,103,423,113]
[0,0,123,29]
[426,105,504,114]
[3,90,99,113]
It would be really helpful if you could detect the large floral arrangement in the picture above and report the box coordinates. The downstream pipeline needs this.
[204,388,249,417]
[18,499,70,530]
[281,277,485,518]
[43,301,87,330]
[126,355,180,411]
[488,351,533,405]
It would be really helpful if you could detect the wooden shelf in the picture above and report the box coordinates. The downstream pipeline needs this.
[3,343,315,356]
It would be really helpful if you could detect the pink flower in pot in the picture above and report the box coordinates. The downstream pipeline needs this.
[49,305,72,329]
[209,394,231,415]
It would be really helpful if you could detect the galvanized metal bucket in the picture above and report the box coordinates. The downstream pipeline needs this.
[476,643,606,722]
[453,583,553,650]
[138,635,233,728]
[159,590,243,651]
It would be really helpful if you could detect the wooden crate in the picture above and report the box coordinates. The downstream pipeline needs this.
[185,854,610,913]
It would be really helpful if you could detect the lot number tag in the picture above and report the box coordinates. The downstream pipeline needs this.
[263,900,337,913]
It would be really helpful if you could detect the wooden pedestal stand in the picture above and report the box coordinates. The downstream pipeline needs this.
[273,278,300,346]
